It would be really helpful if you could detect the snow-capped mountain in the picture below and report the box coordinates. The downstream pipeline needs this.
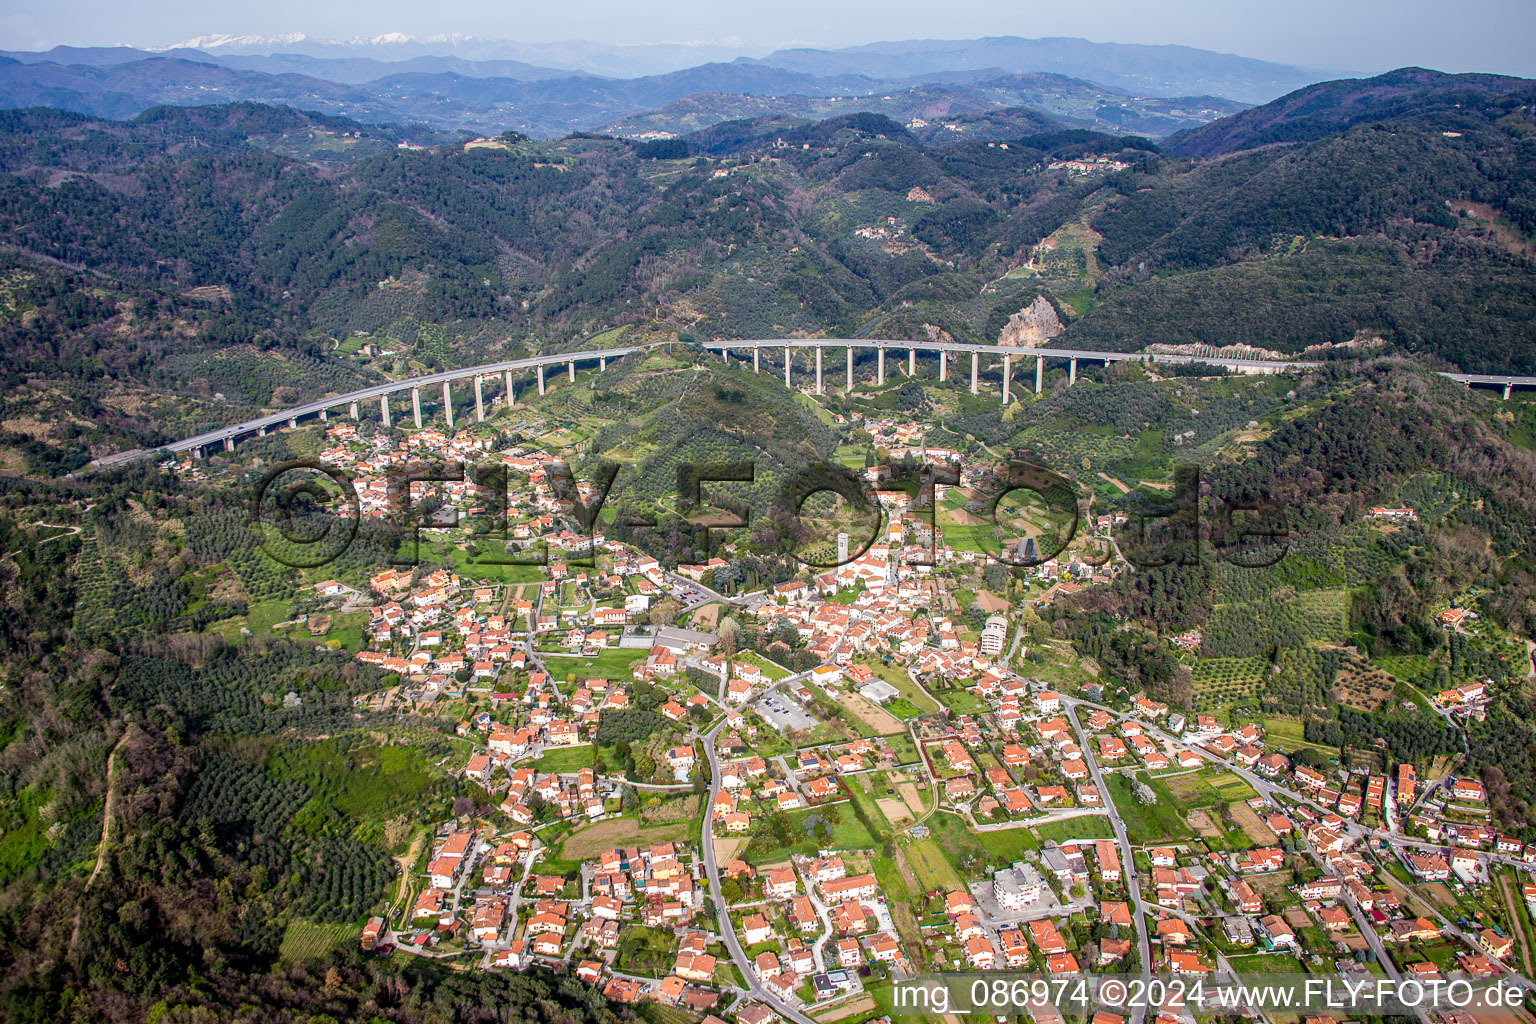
[145,33,761,77]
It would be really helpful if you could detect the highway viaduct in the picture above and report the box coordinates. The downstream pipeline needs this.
[98,339,1536,463]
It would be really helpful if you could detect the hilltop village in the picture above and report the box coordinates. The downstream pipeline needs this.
[193,405,1536,1024]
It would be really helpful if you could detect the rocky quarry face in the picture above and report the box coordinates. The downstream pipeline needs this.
[998,295,1064,347]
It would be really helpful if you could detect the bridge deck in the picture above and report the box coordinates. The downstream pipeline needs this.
[109,339,1536,461]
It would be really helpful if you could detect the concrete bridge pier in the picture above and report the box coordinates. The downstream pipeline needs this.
[567,360,575,382]
[412,387,423,428]
[503,370,515,408]
[1002,354,1011,405]
[720,347,728,364]
[877,347,885,386]
[474,375,485,422]
[287,417,297,428]
[1036,355,1044,394]
[753,348,760,374]
[350,400,359,419]
[1505,382,1513,400]
[319,409,328,421]
[846,347,853,391]
[784,346,792,388]
[442,380,454,428]
[908,348,916,376]
[1069,358,1077,386]
[600,356,607,372]
[939,350,947,382]
[970,351,978,395]
[537,365,546,396]
[224,437,234,452]
[380,394,392,427]
[815,345,823,394]
[258,426,267,436]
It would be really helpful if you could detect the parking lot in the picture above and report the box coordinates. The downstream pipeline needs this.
[752,691,817,732]
[861,896,896,935]
[970,876,1067,926]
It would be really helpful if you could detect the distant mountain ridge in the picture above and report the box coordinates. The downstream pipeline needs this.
[1,37,765,80]
[2,32,1323,99]
[1,65,1529,371]
[753,35,1326,104]
[0,53,1248,137]
[95,31,1319,97]
[600,74,1243,141]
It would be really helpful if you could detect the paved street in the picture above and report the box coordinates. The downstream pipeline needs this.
[699,718,818,1024]
[1064,701,1153,1024]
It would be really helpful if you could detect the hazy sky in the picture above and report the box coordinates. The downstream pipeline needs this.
[3,0,1534,78]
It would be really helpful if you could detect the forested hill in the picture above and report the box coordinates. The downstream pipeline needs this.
[1166,67,1536,157]
[0,68,1533,472]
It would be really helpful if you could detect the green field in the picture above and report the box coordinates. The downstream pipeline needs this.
[442,541,549,584]
[1159,768,1257,807]
[936,520,1002,555]
[1105,774,1196,844]
[533,745,598,773]
[324,623,367,652]
[209,596,291,641]
[973,825,1040,860]
[247,597,294,634]
[638,1002,698,1024]
[746,805,880,862]
[847,773,897,833]
[863,659,941,714]
[269,734,467,829]
[903,837,964,891]
[871,854,911,903]
[884,733,921,766]
[1226,951,1305,976]
[919,811,995,880]
[833,444,870,471]
[735,651,790,681]
[1030,815,1116,844]
[614,923,682,976]
[545,647,648,682]
[1375,652,1438,686]
[0,787,50,883]
[1261,716,1340,758]
[932,687,988,716]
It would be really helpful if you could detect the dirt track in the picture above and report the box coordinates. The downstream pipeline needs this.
[1497,873,1535,976]
[394,831,426,907]
[86,726,133,888]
